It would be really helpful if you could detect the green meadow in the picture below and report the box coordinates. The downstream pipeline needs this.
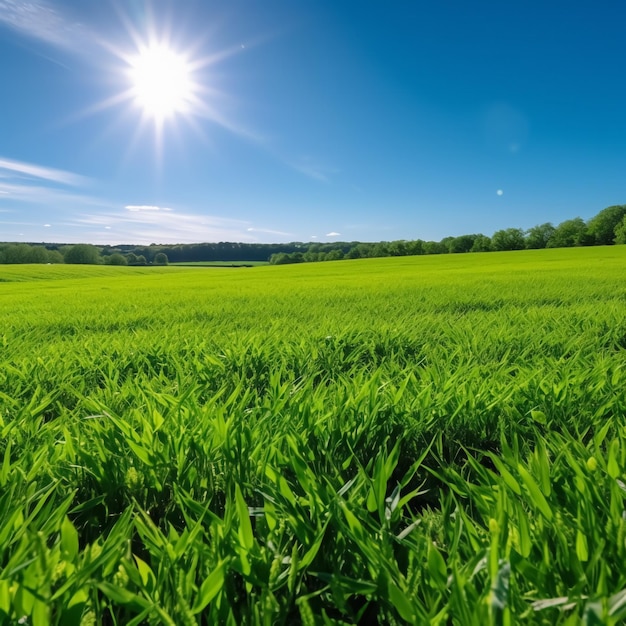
[1,246,626,624]
[169,261,269,267]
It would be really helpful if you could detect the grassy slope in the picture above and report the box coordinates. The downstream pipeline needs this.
[169,261,269,266]
[0,264,186,283]
[1,247,626,624]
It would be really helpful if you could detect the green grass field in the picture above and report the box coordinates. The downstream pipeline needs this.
[1,247,626,624]
[169,261,269,267]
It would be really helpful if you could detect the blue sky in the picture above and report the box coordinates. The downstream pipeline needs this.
[0,0,624,245]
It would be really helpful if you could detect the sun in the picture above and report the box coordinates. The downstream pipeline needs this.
[128,44,195,122]
[83,20,248,161]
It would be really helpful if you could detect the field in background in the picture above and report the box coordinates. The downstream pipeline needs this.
[1,247,626,624]
[169,261,269,267]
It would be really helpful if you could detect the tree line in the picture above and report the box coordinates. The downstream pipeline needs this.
[1,204,625,265]
[269,204,626,264]
[0,243,169,266]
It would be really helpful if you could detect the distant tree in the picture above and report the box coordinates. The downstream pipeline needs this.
[357,243,377,258]
[347,243,374,259]
[29,246,49,263]
[269,253,292,265]
[547,218,591,248]
[423,241,446,254]
[587,205,626,245]
[325,249,344,261]
[491,228,525,251]
[0,244,39,263]
[439,237,454,252]
[525,223,555,249]
[64,244,101,264]
[470,234,492,252]
[388,240,408,256]
[46,249,64,264]
[153,252,169,265]
[1,244,51,264]
[135,255,147,266]
[448,234,477,253]
[107,253,128,266]
[614,216,626,244]
[405,239,425,256]
[343,248,360,260]
[369,242,390,257]
[126,252,138,265]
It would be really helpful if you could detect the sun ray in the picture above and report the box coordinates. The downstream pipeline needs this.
[62,7,264,171]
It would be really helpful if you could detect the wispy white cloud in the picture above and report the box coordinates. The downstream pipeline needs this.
[125,205,173,212]
[0,156,259,245]
[70,205,255,245]
[0,156,87,186]
[0,0,83,50]
[0,154,288,245]
[326,231,341,237]
[0,158,113,235]
[247,226,293,237]
[0,182,110,210]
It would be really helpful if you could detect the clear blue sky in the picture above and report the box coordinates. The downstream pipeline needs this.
[1,0,624,245]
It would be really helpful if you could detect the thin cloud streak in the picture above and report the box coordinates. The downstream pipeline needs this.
[0,182,115,211]
[247,227,293,237]
[0,157,260,245]
[0,156,87,186]
[0,0,84,50]
[72,207,255,245]
[125,205,173,212]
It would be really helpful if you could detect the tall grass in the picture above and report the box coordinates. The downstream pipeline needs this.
[1,247,626,623]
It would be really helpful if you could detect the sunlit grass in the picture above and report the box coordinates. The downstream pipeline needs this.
[1,246,626,623]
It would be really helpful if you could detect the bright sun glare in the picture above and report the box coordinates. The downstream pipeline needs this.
[98,22,242,157]
[129,44,194,121]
